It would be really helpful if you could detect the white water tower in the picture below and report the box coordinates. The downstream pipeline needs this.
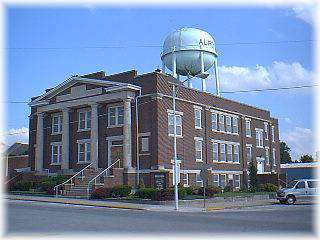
[161,28,220,95]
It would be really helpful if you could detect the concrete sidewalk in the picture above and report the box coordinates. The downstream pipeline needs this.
[5,194,277,212]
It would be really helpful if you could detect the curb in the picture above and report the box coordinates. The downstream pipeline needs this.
[206,206,225,211]
[6,196,145,211]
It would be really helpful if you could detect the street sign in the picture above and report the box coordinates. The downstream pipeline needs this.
[172,160,181,186]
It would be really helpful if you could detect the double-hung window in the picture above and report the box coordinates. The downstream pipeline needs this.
[233,145,240,163]
[168,113,182,137]
[196,173,203,187]
[245,119,251,137]
[271,126,275,142]
[211,113,218,131]
[226,144,233,162]
[51,143,62,164]
[108,106,124,127]
[246,145,252,163]
[272,148,276,166]
[219,174,226,188]
[232,117,239,134]
[213,174,219,187]
[141,137,149,152]
[78,141,91,163]
[219,115,225,132]
[234,174,240,188]
[265,147,270,165]
[195,138,203,162]
[52,114,62,134]
[264,122,269,140]
[78,110,91,131]
[256,129,264,148]
[213,142,218,162]
[194,107,202,129]
[226,116,232,133]
[220,143,226,162]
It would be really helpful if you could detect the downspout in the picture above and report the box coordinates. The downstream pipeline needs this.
[135,88,142,188]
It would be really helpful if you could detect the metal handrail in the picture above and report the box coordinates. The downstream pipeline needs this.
[87,159,121,198]
[5,172,22,185]
[54,162,93,197]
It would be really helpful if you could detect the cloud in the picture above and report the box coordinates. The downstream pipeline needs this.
[4,127,29,146]
[207,61,313,92]
[292,4,315,24]
[281,127,313,160]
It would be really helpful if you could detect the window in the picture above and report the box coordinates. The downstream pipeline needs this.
[265,148,270,165]
[78,141,91,162]
[211,113,218,131]
[213,142,218,162]
[219,143,226,162]
[183,173,189,187]
[226,116,232,133]
[264,122,269,140]
[271,126,275,142]
[234,174,240,188]
[246,146,252,163]
[195,139,203,162]
[108,106,124,127]
[196,173,203,187]
[213,174,219,187]
[219,115,225,132]
[295,181,306,189]
[141,137,149,152]
[52,114,62,134]
[307,181,319,189]
[168,113,182,137]
[256,129,264,148]
[272,148,276,166]
[51,143,62,164]
[78,110,91,131]
[245,119,251,137]
[194,108,202,129]
[233,145,240,163]
[227,144,233,162]
[219,174,226,188]
[232,117,239,134]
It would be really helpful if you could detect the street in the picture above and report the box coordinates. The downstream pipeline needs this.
[6,200,314,235]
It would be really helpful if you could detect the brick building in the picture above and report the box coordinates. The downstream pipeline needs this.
[28,69,280,192]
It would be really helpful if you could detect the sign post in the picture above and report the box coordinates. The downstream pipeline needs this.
[200,168,210,211]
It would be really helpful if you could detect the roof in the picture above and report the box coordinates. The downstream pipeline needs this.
[4,142,29,156]
[281,162,320,169]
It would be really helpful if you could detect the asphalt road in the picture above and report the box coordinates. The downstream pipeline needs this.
[5,200,314,236]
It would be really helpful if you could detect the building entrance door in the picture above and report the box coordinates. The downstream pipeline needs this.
[108,139,123,170]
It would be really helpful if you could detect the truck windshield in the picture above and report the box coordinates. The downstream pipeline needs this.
[288,180,298,188]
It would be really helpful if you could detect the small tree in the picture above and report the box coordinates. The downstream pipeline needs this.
[280,141,292,164]
[249,161,258,192]
[300,154,314,163]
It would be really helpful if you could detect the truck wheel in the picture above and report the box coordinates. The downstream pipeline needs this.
[286,195,296,205]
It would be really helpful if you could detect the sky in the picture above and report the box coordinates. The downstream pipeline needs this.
[5,4,315,160]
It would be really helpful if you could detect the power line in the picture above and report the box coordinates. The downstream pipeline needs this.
[3,39,314,51]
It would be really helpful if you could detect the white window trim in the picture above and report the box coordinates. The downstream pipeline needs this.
[168,113,183,138]
[211,112,218,132]
[78,110,91,132]
[167,109,184,116]
[194,108,202,130]
[183,173,189,187]
[271,126,275,142]
[141,137,149,152]
[233,145,240,163]
[226,115,232,134]
[219,174,227,188]
[195,138,203,162]
[51,142,62,165]
[234,174,241,189]
[77,139,91,163]
[264,122,269,140]
[108,105,124,128]
[272,148,276,166]
[265,147,270,165]
[245,119,252,137]
[219,114,225,132]
[255,128,264,148]
[213,174,219,186]
[246,145,252,163]
[51,114,63,135]
[232,116,239,135]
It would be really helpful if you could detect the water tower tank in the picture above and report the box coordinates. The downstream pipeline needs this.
[161,28,217,77]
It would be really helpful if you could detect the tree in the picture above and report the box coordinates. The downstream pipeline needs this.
[280,141,292,164]
[300,154,314,163]
[248,161,258,192]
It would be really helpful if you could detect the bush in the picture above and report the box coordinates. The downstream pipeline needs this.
[184,187,196,195]
[223,185,234,193]
[259,183,278,192]
[198,186,221,197]
[178,187,187,199]
[135,188,157,199]
[111,185,132,198]
[11,181,35,191]
[90,187,113,199]
[153,189,174,201]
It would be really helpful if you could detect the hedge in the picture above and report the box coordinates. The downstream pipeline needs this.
[135,188,157,199]
[111,185,132,197]
[198,186,222,197]
[90,185,132,199]
[259,183,278,192]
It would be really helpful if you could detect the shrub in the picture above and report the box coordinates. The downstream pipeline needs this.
[223,185,234,193]
[259,183,278,192]
[198,186,221,197]
[111,185,132,198]
[90,187,113,199]
[135,188,157,199]
[178,187,187,199]
[153,189,174,201]
[138,178,145,189]
[184,186,196,195]
[11,181,35,191]
[46,187,55,195]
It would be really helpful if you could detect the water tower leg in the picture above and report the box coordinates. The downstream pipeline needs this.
[162,61,166,74]
[214,60,220,96]
[188,79,192,88]
[172,53,177,79]
[201,78,206,92]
